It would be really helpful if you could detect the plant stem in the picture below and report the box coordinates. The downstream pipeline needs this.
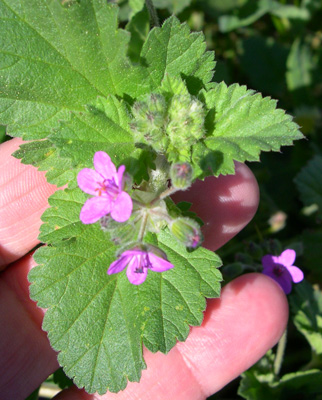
[301,351,322,371]
[274,328,287,376]
[150,186,178,206]
[138,211,149,242]
[145,0,160,27]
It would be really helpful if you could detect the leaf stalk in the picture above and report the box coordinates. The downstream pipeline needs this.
[145,0,160,27]
[274,328,287,376]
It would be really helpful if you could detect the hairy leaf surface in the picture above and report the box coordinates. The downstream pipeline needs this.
[0,0,150,138]
[140,16,215,95]
[201,82,303,175]
[29,189,222,393]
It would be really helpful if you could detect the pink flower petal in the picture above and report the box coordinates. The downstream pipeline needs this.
[126,256,148,285]
[277,249,296,266]
[94,151,117,180]
[116,165,126,189]
[110,191,133,222]
[148,253,174,272]
[287,265,304,283]
[275,272,293,294]
[263,268,292,294]
[108,255,130,275]
[262,255,275,270]
[79,196,111,224]
[77,168,102,195]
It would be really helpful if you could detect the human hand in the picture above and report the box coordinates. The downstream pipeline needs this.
[0,138,288,400]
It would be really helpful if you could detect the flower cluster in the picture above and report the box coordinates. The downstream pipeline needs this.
[130,89,205,163]
[77,151,201,285]
[262,249,304,294]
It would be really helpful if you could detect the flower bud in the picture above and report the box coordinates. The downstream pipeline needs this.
[246,241,263,259]
[170,217,202,249]
[222,262,244,279]
[167,95,205,148]
[130,94,169,153]
[170,162,193,190]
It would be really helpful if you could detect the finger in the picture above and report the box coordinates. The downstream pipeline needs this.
[54,273,288,400]
[0,138,57,269]
[173,162,259,251]
[0,254,59,400]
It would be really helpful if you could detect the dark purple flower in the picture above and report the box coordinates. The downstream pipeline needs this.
[108,249,174,285]
[77,151,132,224]
[262,249,304,294]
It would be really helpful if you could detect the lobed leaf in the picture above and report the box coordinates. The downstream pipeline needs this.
[0,0,150,139]
[290,280,322,355]
[140,16,215,95]
[13,140,77,187]
[200,82,303,175]
[29,188,222,393]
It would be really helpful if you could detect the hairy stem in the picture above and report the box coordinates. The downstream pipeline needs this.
[145,0,160,27]
[150,186,178,206]
[274,328,287,376]
[138,211,149,242]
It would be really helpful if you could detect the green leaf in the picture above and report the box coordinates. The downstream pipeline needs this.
[38,188,87,244]
[239,373,274,400]
[200,0,248,16]
[274,370,322,398]
[140,16,215,95]
[239,368,322,400]
[129,0,145,14]
[218,0,273,32]
[302,0,322,14]
[218,0,309,32]
[29,189,222,393]
[143,230,222,352]
[14,96,149,188]
[200,82,303,175]
[0,0,150,139]
[25,388,40,400]
[0,125,6,143]
[238,351,276,400]
[153,0,192,14]
[53,368,73,390]
[270,5,310,20]
[13,140,77,187]
[290,280,322,355]
[295,155,322,216]
[49,96,135,164]
[126,6,150,63]
[30,226,146,394]
[286,38,314,92]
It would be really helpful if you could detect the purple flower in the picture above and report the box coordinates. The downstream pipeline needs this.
[108,249,174,285]
[262,249,304,294]
[77,151,132,224]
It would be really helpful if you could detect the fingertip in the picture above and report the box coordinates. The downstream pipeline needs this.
[172,163,259,251]
[0,253,59,398]
[177,273,288,396]
[0,138,57,268]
